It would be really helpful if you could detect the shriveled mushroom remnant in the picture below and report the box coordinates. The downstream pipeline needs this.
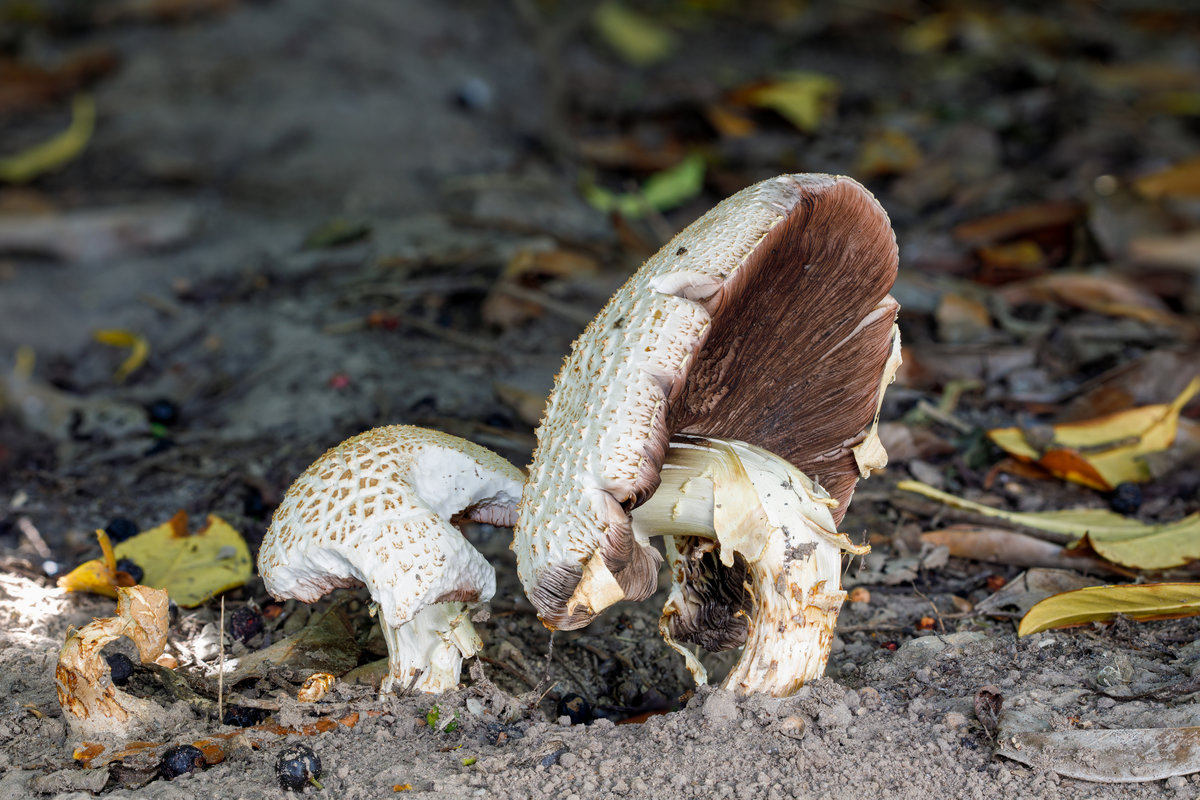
[259,425,523,693]
[513,173,900,695]
[56,585,170,743]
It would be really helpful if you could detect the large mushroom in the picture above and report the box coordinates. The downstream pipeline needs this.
[259,425,523,693]
[513,173,900,694]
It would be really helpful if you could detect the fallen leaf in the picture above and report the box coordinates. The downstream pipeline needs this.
[92,329,149,384]
[1128,231,1200,272]
[227,605,359,684]
[1133,156,1200,199]
[998,725,1200,784]
[897,480,1200,569]
[0,49,118,114]
[302,218,370,249]
[855,129,922,178]
[591,2,676,67]
[703,104,756,139]
[1018,582,1200,637]
[999,272,1195,333]
[0,203,200,263]
[581,153,705,218]
[920,526,1125,575]
[60,511,253,607]
[57,530,133,596]
[988,377,1200,490]
[952,200,1083,247]
[734,73,839,133]
[0,94,95,184]
[56,586,170,743]
[974,569,1106,617]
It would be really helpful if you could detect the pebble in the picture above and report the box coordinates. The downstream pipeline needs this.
[1166,776,1188,789]
[944,712,968,729]
[557,752,578,769]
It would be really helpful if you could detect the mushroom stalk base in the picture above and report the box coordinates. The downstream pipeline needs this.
[378,602,481,694]
[631,436,869,696]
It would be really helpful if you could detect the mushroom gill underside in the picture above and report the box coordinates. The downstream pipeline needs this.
[630,436,871,696]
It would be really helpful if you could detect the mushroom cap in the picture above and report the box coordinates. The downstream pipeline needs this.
[515,174,899,629]
[258,425,523,630]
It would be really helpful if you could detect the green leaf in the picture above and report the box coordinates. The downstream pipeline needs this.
[592,2,676,67]
[0,94,95,183]
[897,480,1200,569]
[1018,582,1200,636]
[582,153,706,218]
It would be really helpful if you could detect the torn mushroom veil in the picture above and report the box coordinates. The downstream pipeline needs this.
[513,173,900,694]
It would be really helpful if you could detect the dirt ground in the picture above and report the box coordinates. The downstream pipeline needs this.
[2,1,1199,798]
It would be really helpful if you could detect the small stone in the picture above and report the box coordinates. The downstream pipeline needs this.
[779,716,807,740]
[557,715,572,727]
[1166,776,1188,789]
[858,687,882,708]
[557,752,578,769]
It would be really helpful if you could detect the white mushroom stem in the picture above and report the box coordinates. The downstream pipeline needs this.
[377,602,482,694]
[630,436,869,696]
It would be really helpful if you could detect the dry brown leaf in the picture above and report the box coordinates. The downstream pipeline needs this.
[920,526,1126,575]
[1134,157,1200,199]
[988,377,1200,490]
[952,201,1083,247]
[998,726,1200,784]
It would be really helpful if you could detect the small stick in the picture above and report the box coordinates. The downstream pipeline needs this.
[218,597,225,725]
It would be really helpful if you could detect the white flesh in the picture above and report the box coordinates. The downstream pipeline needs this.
[631,436,869,696]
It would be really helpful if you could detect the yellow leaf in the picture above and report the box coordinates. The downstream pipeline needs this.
[897,480,1200,569]
[59,511,253,607]
[742,73,839,133]
[1134,156,1200,199]
[855,129,923,178]
[0,94,95,184]
[93,329,149,384]
[57,529,121,597]
[592,2,676,67]
[987,376,1200,490]
[1018,582,1200,636]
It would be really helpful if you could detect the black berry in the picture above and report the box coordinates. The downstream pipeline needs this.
[229,606,263,644]
[159,744,206,780]
[104,518,139,543]
[243,486,267,518]
[115,558,144,584]
[276,743,322,791]
[556,693,591,725]
[147,399,180,426]
[1110,482,1142,516]
[105,652,134,686]
[222,704,269,727]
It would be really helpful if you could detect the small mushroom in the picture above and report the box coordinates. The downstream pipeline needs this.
[513,174,900,693]
[258,425,523,693]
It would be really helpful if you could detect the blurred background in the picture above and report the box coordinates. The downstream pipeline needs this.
[1,0,1198,560]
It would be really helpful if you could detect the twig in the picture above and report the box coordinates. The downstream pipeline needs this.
[218,596,225,725]
[478,655,537,688]
[915,400,974,434]
[492,282,596,327]
[15,517,52,560]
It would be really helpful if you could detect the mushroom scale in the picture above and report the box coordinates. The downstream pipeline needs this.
[514,174,899,634]
[258,425,523,693]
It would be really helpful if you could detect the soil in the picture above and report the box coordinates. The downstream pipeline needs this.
[2,2,1199,799]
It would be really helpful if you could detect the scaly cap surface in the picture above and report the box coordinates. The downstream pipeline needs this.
[515,174,898,629]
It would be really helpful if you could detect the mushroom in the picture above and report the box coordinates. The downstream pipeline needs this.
[513,174,900,694]
[258,425,523,693]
